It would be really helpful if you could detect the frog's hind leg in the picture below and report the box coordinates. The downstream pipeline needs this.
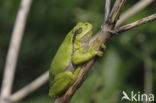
[48,71,76,98]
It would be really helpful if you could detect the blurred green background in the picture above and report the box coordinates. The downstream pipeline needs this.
[0,0,156,103]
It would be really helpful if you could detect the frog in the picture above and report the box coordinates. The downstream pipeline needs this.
[48,22,105,98]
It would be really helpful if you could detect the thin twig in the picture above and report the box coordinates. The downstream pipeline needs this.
[0,0,32,103]
[9,71,49,102]
[114,13,156,33]
[104,0,111,23]
[106,0,126,27]
[116,0,153,26]
[57,0,126,103]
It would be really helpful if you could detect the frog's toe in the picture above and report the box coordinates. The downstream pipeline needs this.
[101,44,106,50]
[48,92,56,99]
[96,51,103,57]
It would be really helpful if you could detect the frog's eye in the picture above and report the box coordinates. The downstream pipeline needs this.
[75,27,82,34]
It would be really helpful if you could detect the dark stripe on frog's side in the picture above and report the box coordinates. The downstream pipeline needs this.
[63,28,80,72]
[64,27,91,72]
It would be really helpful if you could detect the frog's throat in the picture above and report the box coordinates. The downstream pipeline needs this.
[81,30,92,52]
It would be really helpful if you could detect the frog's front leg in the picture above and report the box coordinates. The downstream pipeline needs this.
[72,48,103,65]
[48,71,77,98]
[90,34,106,51]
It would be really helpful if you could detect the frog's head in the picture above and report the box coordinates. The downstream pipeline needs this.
[72,22,93,42]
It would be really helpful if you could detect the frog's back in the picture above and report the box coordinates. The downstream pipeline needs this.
[50,31,74,76]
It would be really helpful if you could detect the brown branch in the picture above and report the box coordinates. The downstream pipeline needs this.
[104,0,111,23]
[57,0,127,103]
[0,0,32,103]
[114,13,156,33]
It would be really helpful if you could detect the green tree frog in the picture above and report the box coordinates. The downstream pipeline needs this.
[49,22,105,98]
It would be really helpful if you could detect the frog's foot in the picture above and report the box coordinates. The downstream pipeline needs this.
[101,44,106,51]
[96,50,103,57]
[48,71,76,98]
